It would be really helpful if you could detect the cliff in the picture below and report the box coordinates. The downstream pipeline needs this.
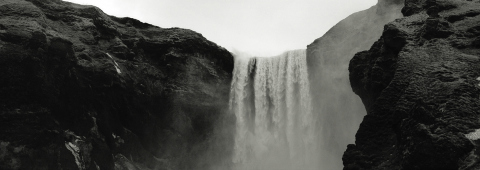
[306,0,403,169]
[346,0,480,169]
[0,0,234,169]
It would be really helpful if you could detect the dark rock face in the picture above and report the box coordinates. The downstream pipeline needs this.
[346,0,480,169]
[0,0,234,170]
[306,0,403,169]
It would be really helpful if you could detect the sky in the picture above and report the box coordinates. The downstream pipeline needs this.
[64,0,378,57]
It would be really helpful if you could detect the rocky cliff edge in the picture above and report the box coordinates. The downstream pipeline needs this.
[346,0,480,169]
[306,0,403,169]
[0,0,234,169]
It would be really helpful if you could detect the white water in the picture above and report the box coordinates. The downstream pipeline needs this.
[229,50,319,170]
[106,53,122,74]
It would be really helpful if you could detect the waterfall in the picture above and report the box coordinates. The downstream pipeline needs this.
[229,50,318,170]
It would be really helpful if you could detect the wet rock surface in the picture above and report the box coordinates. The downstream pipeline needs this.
[346,0,480,169]
[0,0,234,169]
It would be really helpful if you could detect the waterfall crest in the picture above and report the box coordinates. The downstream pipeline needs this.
[229,50,318,170]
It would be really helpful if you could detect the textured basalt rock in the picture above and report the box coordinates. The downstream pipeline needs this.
[345,0,480,169]
[306,0,403,169]
[0,0,234,169]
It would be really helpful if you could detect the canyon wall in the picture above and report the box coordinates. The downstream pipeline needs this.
[345,0,480,169]
[306,0,403,169]
[0,0,234,169]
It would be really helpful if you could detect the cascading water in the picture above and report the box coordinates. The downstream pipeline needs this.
[229,50,319,170]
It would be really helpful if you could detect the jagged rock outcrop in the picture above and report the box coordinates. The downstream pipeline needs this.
[0,0,234,170]
[345,0,480,169]
[306,0,403,169]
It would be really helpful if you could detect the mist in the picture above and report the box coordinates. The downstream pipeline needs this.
[229,50,320,170]
[0,0,410,169]
[307,1,404,169]
[218,1,405,170]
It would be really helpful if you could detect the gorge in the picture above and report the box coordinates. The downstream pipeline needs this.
[1,0,480,170]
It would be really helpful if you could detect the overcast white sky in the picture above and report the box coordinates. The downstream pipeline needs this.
[65,0,377,56]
